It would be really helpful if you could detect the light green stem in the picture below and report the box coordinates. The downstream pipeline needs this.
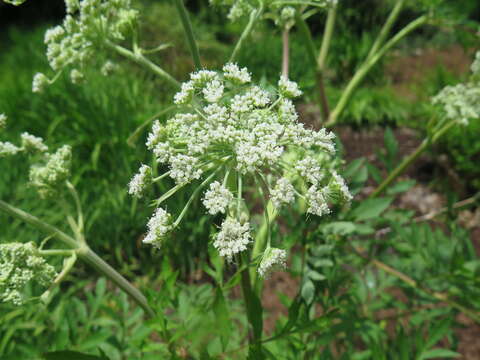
[369,120,456,198]
[326,15,428,127]
[230,4,265,62]
[0,200,155,318]
[173,0,202,69]
[106,41,180,89]
[366,0,406,61]
[317,4,337,72]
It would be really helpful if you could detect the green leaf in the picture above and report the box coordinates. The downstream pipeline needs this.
[420,349,460,359]
[301,279,315,304]
[386,180,416,195]
[321,221,357,235]
[313,259,334,267]
[384,127,398,160]
[350,197,393,221]
[43,351,109,360]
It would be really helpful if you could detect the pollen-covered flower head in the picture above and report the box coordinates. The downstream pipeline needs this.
[0,242,57,306]
[210,0,337,24]
[432,51,480,126]
[37,0,138,89]
[134,64,350,274]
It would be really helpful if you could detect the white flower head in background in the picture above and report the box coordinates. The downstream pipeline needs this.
[0,242,57,306]
[0,114,6,130]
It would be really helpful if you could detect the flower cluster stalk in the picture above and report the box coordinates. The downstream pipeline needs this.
[230,3,265,62]
[0,199,155,318]
[326,15,428,127]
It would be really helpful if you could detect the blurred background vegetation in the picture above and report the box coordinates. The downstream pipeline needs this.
[1,0,480,358]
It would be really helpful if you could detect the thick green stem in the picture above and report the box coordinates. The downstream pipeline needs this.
[239,254,263,354]
[0,200,155,318]
[366,0,406,60]
[106,41,180,89]
[230,4,264,62]
[326,15,428,127]
[369,120,455,198]
[173,0,202,69]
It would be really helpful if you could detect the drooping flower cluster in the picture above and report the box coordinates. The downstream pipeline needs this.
[128,164,152,198]
[0,242,57,305]
[132,64,351,275]
[258,247,287,277]
[34,0,138,91]
[143,208,172,249]
[432,51,480,126]
[210,0,337,24]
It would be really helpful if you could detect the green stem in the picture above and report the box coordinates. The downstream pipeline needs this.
[173,0,202,69]
[326,15,428,127]
[106,41,180,89]
[0,200,155,318]
[239,254,264,354]
[282,27,290,77]
[230,4,265,62]
[295,10,331,122]
[366,0,406,61]
[317,4,337,72]
[369,120,455,198]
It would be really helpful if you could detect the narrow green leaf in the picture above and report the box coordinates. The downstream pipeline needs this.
[350,197,394,221]
[43,351,109,360]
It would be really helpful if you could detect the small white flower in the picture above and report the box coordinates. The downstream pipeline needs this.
[270,177,295,208]
[128,164,151,198]
[472,51,480,75]
[278,76,302,98]
[21,132,48,153]
[306,185,331,217]
[169,154,203,184]
[0,114,6,129]
[258,247,287,277]
[44,26,65,44]
[213,217,251,261]
[0,142,21,157]
[223,63,251,84]
[101,61,117,76]
[32,73,50,93]
[330,171,352,202]
[70,69,84,84]
[143,207,172,248]
[202,181,233,215]
[203,79,224,103]
[295,157,324,185]
[174,81,195,104]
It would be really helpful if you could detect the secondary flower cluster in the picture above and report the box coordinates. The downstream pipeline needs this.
[33,0,138,92]
[0,242,57,305]
[432,51,480,126]
[210,0,337,23]
[129,64,351,276]
[0,117,72,198]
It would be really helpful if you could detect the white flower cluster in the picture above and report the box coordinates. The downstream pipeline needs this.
[270,177,295,208]
[213,217,251,261]
[21,132,49,153]
[203,181,233,215]
[258,247,287,277]
[0,142,21,157]
[432,51,480,126]
[135,64,349,276]
[128,164,152,198]
[0,114,6,130]
[210,0,336,23]
[29,145,72,198]
[34,0,138,91]
[143,207,172,249]
[0,242,57,306]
